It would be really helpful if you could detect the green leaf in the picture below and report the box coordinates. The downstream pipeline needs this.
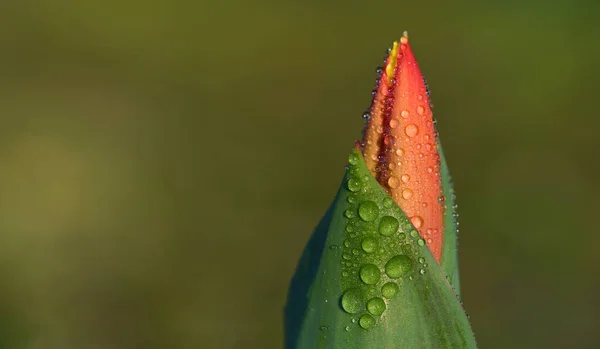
[438,139,461,296]
[285,148,477,349]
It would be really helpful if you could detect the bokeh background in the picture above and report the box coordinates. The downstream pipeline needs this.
[1,1,599,348]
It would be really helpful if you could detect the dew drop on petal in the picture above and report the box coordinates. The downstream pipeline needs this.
[402,188,413,200]
[401,174,410,183]
[410,216,424,229]
[389,119,399,129]
[388,176,400,188]
[416,105,425,115]
[405,124,419,137]
[400,110,410,118]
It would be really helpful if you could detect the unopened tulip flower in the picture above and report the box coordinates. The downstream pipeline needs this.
[285,33,477,348]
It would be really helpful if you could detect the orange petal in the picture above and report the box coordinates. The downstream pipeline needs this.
[362,33,444,262]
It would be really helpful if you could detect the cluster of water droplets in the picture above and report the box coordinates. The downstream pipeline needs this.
[331,153,429,331]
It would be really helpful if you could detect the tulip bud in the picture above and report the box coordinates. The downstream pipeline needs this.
[285,33,476,349]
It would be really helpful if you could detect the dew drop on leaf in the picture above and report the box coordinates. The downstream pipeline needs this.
[359,314,375,329]
[360,264,381,285]
[385,255,412,278]
[379,216,399,236]
[358,201,379,222]
[347,177,361,192]
[341,288,363,314]
[361,237,378,253]
[381,282,400,299]
[366,297,386,316]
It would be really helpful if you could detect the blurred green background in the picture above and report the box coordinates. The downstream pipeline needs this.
[1,1,599,348]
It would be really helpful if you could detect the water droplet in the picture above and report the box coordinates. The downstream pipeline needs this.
[343,253,352,260]
[344,240,351,247]
[385,255,412,278]
[345,326,351,332]
[400,110,410,118]
[348,194,357,203]
[395,148,404,157]
[410,216,424,229]
[416,105,425,115]
[360,264,381,285]
[361,237,378,253]
[358,201,379,222]
[418,257,425,264]
[382,282,400,299]
[388,162,396,170]
[402,188,414,200]
[376,67,383,75]
[419,269,426,275]
[405,124,419,137]
[387,176,400,188]
[367,297,386,316]
[359,314,375,329]
[383,197,394,208]
[398,232,406,240]
[341,288,363,314]
[425,143,432,151]
[379,216,399,236]
[362,111,371,120]
[410,229,418,237]
[417,239,425,246]
[320,325,329,331]
[417,94,423,101]
[348,153,359,165]
[345,209,355,218]
[342,271,349,277]
[345,224,354,233]
[347,177,361,192]
[389,119,399,129]
[351,317,357,323]
[352,248,360,255]
[401,174,410,183]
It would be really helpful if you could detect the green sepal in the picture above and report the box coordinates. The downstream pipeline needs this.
[438,139,461,296]
[284,148,476,349]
